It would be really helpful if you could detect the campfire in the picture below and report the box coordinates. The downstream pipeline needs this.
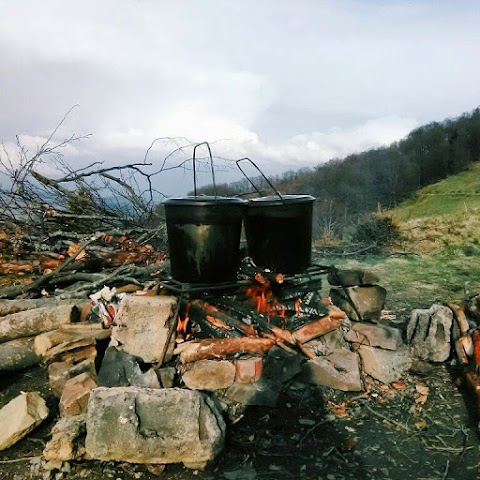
[0,252,399,469]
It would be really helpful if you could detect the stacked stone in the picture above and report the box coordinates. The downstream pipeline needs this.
[301,269,411,389]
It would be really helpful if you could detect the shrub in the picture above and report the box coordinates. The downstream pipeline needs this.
[351,213,401,251]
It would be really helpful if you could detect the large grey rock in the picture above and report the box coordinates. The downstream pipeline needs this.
[43,414,86,461]
[0,392,49,450]
[85,387,225,468]
[406,304,453,362]
[110,295,177,364]
[182,360,235,391]
[358,345,412,384]
[98,346,160,389]
[345,323,404,351]
[301,348,363,391]
[330,286,387,322]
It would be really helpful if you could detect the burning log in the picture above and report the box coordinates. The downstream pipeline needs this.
[237,258,285,285]
[191,300,257,337]
[174,337,275,364]
[291,313,344,344]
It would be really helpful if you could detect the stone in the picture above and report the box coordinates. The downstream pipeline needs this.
[0,392,49,450]
[406,304,453,362]
[97,346,161,389]
[305,323,350,356]
[48,358,97,398]
[221,380,280,407]
[345,323,404,351]
[327,269,380,287]
[263,346,303,384]
[155,366,176,388]
[60,372,97,417]
[358,345,412,384]
[182,360,235,390]
[43,415,86,461]
[85,387,225,467]
[233,356,263,383]
[330,286,387,322]
[301,348,363,391]
[110,295,177,364]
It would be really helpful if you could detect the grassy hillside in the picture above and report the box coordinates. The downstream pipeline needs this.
[394,162,480,221]
[388,162,480,255]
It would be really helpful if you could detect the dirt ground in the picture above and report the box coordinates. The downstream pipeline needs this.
[2,254,480,480]
[1,341,480,480]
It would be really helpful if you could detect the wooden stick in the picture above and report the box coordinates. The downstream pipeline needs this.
[174,337,275,364]
[292,315,342,344]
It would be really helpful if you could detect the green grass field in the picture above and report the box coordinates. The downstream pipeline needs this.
[394,162,480,221]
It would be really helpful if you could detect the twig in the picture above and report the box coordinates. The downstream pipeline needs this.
[0,456,42,464]
[361,401,411,433]
[441,459,450,480]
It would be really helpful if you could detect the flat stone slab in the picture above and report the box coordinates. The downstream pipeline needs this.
[0,392,49,450]
[301,348,363,391]
[85,387,225,467]
[110,295,177,364]
[345,323,403,350]
[182,360,235,390]
[358,345,412,384]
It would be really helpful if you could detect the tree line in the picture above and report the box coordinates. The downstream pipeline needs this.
[196,107,480,238]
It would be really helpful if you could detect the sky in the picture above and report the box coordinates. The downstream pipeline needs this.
[1,0,479,196]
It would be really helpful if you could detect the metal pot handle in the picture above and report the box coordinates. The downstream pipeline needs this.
[193,142,217,197]
[236,157,286,205]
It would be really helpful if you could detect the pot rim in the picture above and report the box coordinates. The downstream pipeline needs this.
[247,194,315,207]
[164,195,246,207]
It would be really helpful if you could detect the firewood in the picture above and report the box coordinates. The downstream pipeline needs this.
[0,336,40,372]
[174,337,275,364]
[448,302,473,356]
[34,324,110,357]
[191,300,257,337]
[45,344,97,365]
[291,315,342,344]
[41,338,96,364]
[0,304,74,344]
[0,298,78,317]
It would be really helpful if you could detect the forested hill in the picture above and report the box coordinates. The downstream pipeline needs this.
[197,107,480,237]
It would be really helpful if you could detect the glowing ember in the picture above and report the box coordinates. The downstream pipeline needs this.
[294,298,302,316]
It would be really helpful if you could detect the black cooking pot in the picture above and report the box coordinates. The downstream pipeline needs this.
[244,194,315,274]
[164,196,246,283]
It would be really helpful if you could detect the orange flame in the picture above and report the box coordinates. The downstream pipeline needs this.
[177,303,191,335]
[246,283,287,318]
